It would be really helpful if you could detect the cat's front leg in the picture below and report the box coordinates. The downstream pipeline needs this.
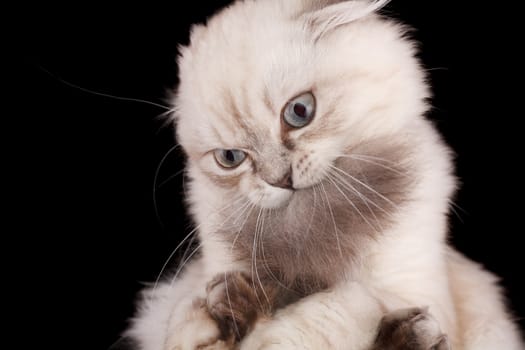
[128,258,231,350]
[165,270,276,350]
[158,261,234,350]
[204,271,285,347]
[240,281,384,350]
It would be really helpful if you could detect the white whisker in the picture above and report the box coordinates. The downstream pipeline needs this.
[39,65,174,110]
[251,207,267,312]
[231,201,257,252]
[260,209,298,294]
[319,181,344,259]
[325,172,381,233]
[256,209,272,309]
[155,195,247,292]
[153,226,197,291]
[158,169,186,189]
[449,200,467,223]
[328,166,390,220]
[341,154,408,177]
[178,233,199,271]
[169,196,251,287]
[153,144,181,228]
[170,243,202,285]
[223,199,260,338]
[254,207,272,309]
[346,153,400,165]
[331,165,398,209]
[305,183,318,236]
[223,271,241,339]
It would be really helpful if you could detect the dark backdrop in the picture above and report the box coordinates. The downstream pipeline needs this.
[19,1,523,349]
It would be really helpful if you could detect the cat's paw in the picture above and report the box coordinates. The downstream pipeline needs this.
[164,298,233,350]
[372,307,450,350]
[206,272,266,342]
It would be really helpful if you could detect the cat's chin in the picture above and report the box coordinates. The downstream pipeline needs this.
[251,187,294,209]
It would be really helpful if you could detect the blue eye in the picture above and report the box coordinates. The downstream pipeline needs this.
[283,92,316,128]
[214,149,246,169]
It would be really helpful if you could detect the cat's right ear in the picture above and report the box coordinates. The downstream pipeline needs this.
[298,0,390,41]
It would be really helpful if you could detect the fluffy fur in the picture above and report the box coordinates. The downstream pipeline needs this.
[126,1,524,349]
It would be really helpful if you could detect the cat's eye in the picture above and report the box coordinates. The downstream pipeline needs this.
[213,149,246,169]
[282,92,316,128]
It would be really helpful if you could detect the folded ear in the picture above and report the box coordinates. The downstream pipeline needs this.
[300,0,391,40]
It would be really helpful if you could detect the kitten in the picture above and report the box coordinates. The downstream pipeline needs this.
[126,0,524,349]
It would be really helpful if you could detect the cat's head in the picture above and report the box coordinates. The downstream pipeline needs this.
[174,0,428,210]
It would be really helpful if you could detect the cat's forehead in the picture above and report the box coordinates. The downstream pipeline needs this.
[178,3,314,95]
[175,2,318,149]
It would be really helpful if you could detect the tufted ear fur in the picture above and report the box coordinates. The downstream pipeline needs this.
[300,0,391,40]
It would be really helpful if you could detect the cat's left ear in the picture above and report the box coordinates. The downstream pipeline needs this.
[301,0,390,40]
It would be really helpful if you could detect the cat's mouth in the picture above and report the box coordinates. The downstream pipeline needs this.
[254,183,295,209]
[261,173,330,210]
[263,176,327,209]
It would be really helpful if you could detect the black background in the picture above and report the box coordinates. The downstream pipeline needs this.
[19,1,523,348]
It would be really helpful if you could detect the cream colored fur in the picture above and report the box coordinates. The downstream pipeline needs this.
[126,1,524,349]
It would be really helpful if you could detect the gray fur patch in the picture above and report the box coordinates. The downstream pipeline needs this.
[218,137,417,296]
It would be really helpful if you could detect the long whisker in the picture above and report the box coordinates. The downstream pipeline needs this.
[332,173,385,232]
[251,207,267,312]
[170,243,202,285]
[39,65,173,110]
[260,209,298,295]
[226,198,259,339]
[328,165,394,231]
[305,183,318,236]
[449,200,467,223]
[346,153,400,165]
[153,226,197,291]
[339,154,408,177]
[230,201,257,251]
[158,169,186,189]
[319,180,344,259]
[169,197,252,287]
[153,144,181,229]
[177,230,199,275]
[223,271,241,339]
[254,207,273,310]
[155,195,247,291]
[328,166,390,218]
[325,171,381,233]
[331,165,398,209]
[210,196,254,234]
